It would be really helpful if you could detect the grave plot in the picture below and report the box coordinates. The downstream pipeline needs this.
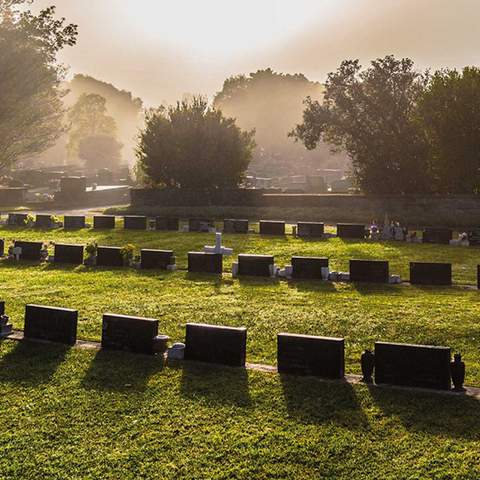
[349,259,390,283]
[54,244,84,265]
[259,220,285,235]
[93,216,116,229]
[237,254,274,277]
[410,262,452,286]
[291,256,328,280]
[188,252,223,274]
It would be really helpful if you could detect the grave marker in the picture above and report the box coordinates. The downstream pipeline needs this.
[24,304,78,345]
[291,256,328,280]
[35,214,54,229]
[93,216,116,229]
[337,223,366,239]
[410,262,452,286]
[124,216,147,230]
[350,260,389,283]
[277,333,345,378]
[54,244,84,265]
[155,217,179,231]
[102,313,159,355]
[189,218,214,232]
[184,323,247,367]
[14,241,43,261]
[375,341,451,390]
[8,213,27,226]
[188,252,223,274]
[64,216,86,230]
[259,220,285,235]
[96,246,124,267]
[237,254,274,277]
[223,219,249,234]
[297,222,325,237]
[141,249,175,270]
[423,227,453,245]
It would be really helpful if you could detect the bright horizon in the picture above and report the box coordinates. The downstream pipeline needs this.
[33,0,480,106]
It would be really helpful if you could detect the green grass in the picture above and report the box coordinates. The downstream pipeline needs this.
[0,224,479,385]
[0,341,479,479]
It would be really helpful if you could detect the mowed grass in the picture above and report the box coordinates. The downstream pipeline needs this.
[0,223,479,383]
[0,340,479,479]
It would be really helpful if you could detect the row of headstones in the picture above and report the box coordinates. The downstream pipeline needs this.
[1,239,478,287]
[3,302,464,392]
[6,214,460,244]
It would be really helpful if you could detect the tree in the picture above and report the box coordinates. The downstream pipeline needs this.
[136,97,255,189]
[291,56,430,194]
[418,67,480,194]
[67,93,117,158]
[78,134,123,171]
[214,69,345,176]
[0,1,77,172]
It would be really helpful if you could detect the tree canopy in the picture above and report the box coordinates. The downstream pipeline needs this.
[136,97,255,189]
[0,1,77,172]
[78,134,123,172]
[291,56,430,194]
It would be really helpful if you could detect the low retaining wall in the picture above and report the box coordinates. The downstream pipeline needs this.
[130,189,480,227]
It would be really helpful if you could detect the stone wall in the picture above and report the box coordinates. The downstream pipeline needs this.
[130,188,480,227]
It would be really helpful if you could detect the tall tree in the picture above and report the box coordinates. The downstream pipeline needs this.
[0,1,77,172]
[67,93,117,158]
[136,97,255,189]
[78,134,123,172]
[291,56,430,194]
[418,67,480,194]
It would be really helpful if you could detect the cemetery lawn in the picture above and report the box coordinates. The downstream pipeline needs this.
[0,341,478,479]
[0,224,480,387]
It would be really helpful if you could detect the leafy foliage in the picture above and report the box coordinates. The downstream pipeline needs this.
[78,134,123,171]
[67,93,117,159]
[0,1,77,171]
[418,67,480,194]
[292,56,430,194]
[136,97,255,189]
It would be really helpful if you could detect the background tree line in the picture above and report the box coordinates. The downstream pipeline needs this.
[292,55,480,195]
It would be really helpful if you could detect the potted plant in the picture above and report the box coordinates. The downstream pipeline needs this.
[450,354,465,391]
[361,350,375,383]
[120,243,135,267]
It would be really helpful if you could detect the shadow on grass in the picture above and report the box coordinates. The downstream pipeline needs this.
[349,282,402,296]
[81,349,164,392]
[280,374,369,430]
[367,384,480,440]
[180,361,251,407]
[286,279,339,293]
[0,340,69,385]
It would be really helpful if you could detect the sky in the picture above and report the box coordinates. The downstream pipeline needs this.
[33,0,480,107]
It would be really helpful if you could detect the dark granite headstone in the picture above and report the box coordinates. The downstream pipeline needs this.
[8,213,28,226]
[155,217,179,231]
[297,222,325,237]
[375,341,451,390]
[96,246,124,267]
[337,223,366,239]
[35,214,54,228]
[468,228,480,246]
[237,254,274,277]
[0,301,4,316]
[259,220,285,235]
[277,333,345,378]
[410,262,452,286]
[291,256,328,280]
[141,249,175,269]
[54,244,84,265]
[223,219,249,234]
[188,218,215,232]
[24,304,77,346]
[93,216,116,229]
[14,241,43,261]
[188,252,223,274]
[64,216,86,230]
[0,239,4,257]
[184,322,247,367]
[101,313,159,355]
[478,265,480,290]
[350,260,389,283]
[423,227,453,244]
[124,216,147,230]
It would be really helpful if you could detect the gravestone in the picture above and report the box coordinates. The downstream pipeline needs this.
[349,260,389,283]
[478,265,480,290]
[259,220,285,235]
[277,333,345,378]
[14,241,43,261]
[54,244,84,265]
[141,249,175,269]
[188,252,223,274]
[0,301,4,315]
[468,228,480,246]
[189,218,215,232]
[423,227,453,244]
[0,239,4,257]
[24,304,78,345]
[223,219,249,234]
[291,256,328,280]
[93,216,116,229]
[35,214,54,229]
[184,322,247,367]
[410,262,452,286]
[337,223,366,239]
[155,217,179,231]
[102,313,159,355]
[297,222,325,237]
[237,254,274,277]
[64,216,86,230]
[8,213,28,226]
[124,216,147,230]
[375,341,451,390]
[96,246,124,267]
